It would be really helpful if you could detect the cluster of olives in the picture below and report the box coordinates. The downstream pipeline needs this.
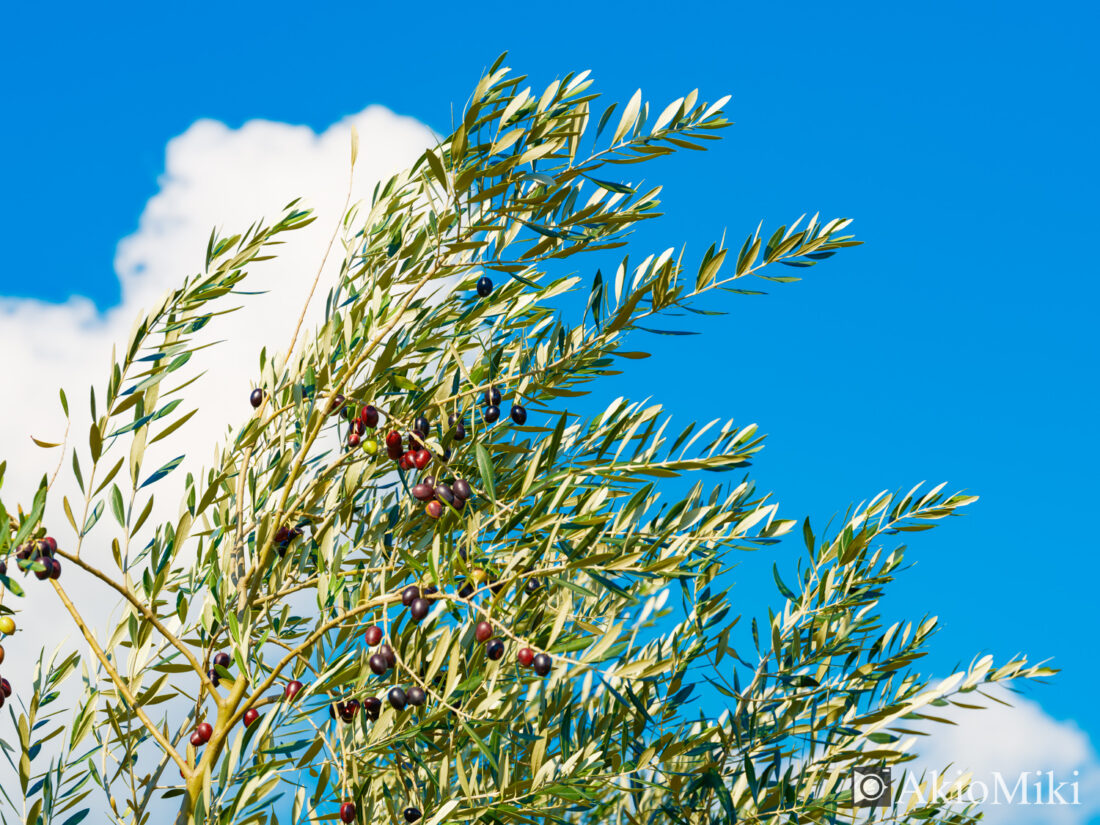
[480,386,527,427]
[273,525,304,557]
[357,620,428,711]
[206,651,233,688]
[347,402,380,451]
[474,619,552,675]
[11,536,62,581]
[413,476,473,520]
[0,535,65,703]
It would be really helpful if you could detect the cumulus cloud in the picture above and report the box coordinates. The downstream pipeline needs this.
[901,686,1100,824]
[0,104,434,813]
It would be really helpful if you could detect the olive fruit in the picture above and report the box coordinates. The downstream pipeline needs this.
[49,559,61,580]
[426,501,443,519]
[474,621,493,643]
[412,483,434,501]
[409,598,431,622]
[483,405,500,423]
[388,687,408,711]
[213,652,231,669]
[348,433,361,448]
[340,699,360,722]
[525,577,542,595]
[34,562,51,581]
[0,616,14,635]
[0,678,11,697]
[340,801,357,823]
[331,394,346,414]
[364,625,382,646]
[484,387,502,407]
[414,415,430,436]
[207,668,220,687]
[434,484,454,505]
[189,731,205,747]
[244,708,259,727]
[454,422,467,441]
[404,807,423,823]
[401,585,420,606]
[249,388,264,408]
[386,431,403,450]
[380,644,396,668]
[369,654,389,676]
[285,680,304,701]
[510,404,528,425]
[363,405,379,428]
[517,647,535,667]
[364,696,382,720]
[407,686,426,706]
[532,653,552,676]
[196,722,213,743]
[413,449,431,470]
[486,639,505,660]
[453,479,472,501]
[476,276,493,297]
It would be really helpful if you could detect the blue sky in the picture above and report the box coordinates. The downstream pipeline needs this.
[2,0,1098,819]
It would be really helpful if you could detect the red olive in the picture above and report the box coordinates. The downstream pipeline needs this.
[474,621,493,643]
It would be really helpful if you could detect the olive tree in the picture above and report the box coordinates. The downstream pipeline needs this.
[0,56,1050,825]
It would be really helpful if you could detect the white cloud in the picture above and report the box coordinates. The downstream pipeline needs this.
[901,686,1100,824]
[0,104,434,815]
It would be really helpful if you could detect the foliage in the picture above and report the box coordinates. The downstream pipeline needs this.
[0,55,1051,825]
